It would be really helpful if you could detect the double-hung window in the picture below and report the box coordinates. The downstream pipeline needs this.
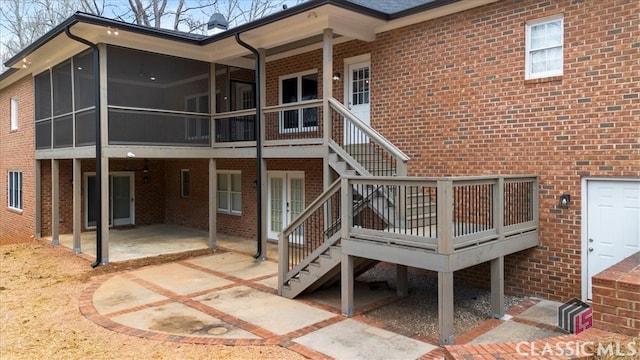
[526,15,563,79]
[8,171,23,210]
[217,171,241,214]
[279,70,318,133]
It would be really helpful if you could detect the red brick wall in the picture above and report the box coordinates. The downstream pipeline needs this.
[0,76,36,244]
[591,252,640,336]
[370,0,640,300]
[165,159,210,230]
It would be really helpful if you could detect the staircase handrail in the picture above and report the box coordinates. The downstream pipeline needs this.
[328,97,410,163]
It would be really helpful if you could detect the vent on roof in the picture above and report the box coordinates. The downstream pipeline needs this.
[207,13,228,35]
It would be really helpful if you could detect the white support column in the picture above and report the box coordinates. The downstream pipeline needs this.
[438,271,455,345]
[437,180,454,254]
[100,159,109,264]
[258,47,268,261]
[99,43,109,265]
[491,256,505,318]
[322,28,333,144]
[396,264,408,297]
[51,159,59,245]
[72,159,82,254]
[35,160,41,238]
[341,252,354,316]
[208,158,217,248]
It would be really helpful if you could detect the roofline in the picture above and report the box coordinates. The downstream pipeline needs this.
[4,0,463,69]
[0,67,20,83]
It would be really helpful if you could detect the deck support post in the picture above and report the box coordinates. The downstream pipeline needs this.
[438,271,454,345]
[72,159,82,253]
[341,252,354,316]
[490,256,505,318]
[208,158,217,248]
[99,157,109,264]
[51,159,59,245]
[396,264,408,297]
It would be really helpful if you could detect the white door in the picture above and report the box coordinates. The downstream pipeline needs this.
[85,173,135,228]
[585,180,640,299]
[344,60,370,145]
[268,171,305,242]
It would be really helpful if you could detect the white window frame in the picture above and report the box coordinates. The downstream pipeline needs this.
[217,170,241,215]
[278,69,318,133]
[10,98,18,130]
[181,169,190,198]
[525,14,564,80]
[8,170,23,211]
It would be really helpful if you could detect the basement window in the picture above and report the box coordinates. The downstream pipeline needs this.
[8,170,23,210]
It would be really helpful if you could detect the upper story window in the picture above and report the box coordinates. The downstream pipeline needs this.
[10,98,18,130]
[279,70,318,133]
[8,171,23,211]
[526,15,563,79]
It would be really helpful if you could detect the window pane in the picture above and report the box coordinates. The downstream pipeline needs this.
[531,50,547,73]
[283,110,298,129]
[34,72,52,120]
[546,21,562,46]
[231,173,241,192]
[302,108,317,128]
[217,173,228,191]
[53,115,73,148]
[52,60,72,116]
[217,190,228,210]
[281,77,297,103]
[74,50,95,110]
[231,193,241,212]
[301,73,317,101]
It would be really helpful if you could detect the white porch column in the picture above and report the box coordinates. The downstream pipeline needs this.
[438,271,455,345]
[72,159,82,253]
[208,158,217,248]
[99,43,109,265]
[51,159,59,245]
[491,256,505,318]
[258,47,268,260]
[99,159,109,264]
[322,28,334,190]
[35,160,41,238]
[341,252,354,316]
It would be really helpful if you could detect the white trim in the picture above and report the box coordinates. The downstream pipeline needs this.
[525,14,564,80]
[580,176,640,301]
[7,170,23,210]
[343,53,371,106]
[267,171,305,241]
[10,98,18,130]
[83,171,135,229]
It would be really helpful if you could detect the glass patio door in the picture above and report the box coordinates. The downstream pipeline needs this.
[267,171,304,242]
[85,173,134,228]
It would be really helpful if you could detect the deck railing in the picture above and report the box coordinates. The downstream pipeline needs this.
[212,109,256,145]
[263,100,324,145]
[279,175,538,285]
[328,98,410,176]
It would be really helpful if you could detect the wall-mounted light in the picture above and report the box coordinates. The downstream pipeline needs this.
[333,72,341,82]
[143,176,149,184]
[559,194,570,209]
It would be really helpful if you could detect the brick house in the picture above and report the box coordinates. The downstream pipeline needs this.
[1,0,638,344]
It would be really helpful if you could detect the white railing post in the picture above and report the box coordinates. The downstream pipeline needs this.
[437,179,454,254]
[277,232,288,296]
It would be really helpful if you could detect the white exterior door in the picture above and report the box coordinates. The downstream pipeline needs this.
[268,171,305,241]
[585,179,640,299]
[344,59,370,144]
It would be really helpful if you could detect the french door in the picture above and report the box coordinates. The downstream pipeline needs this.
[85,172,135,228]
[267,171,305,242]
[344,58,371,145]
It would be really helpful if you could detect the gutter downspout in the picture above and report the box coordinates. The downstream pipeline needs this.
[64,26,103,268]
[235,33,263,260]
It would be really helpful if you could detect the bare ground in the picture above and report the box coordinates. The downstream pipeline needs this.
[0,240,305,360]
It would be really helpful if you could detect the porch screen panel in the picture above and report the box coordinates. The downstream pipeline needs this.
[75,110,96,146]
[108,109,210,146]
[35,120,52,149]
[52,60,72,116]
[34,72,51,120]
[74,50,95,110]
[53,115,73,148]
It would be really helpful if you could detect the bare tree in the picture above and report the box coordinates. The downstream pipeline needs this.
[214,0,306,29]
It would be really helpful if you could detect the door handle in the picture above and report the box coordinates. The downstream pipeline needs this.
[588,238,594,243]
[589,247,593,252]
